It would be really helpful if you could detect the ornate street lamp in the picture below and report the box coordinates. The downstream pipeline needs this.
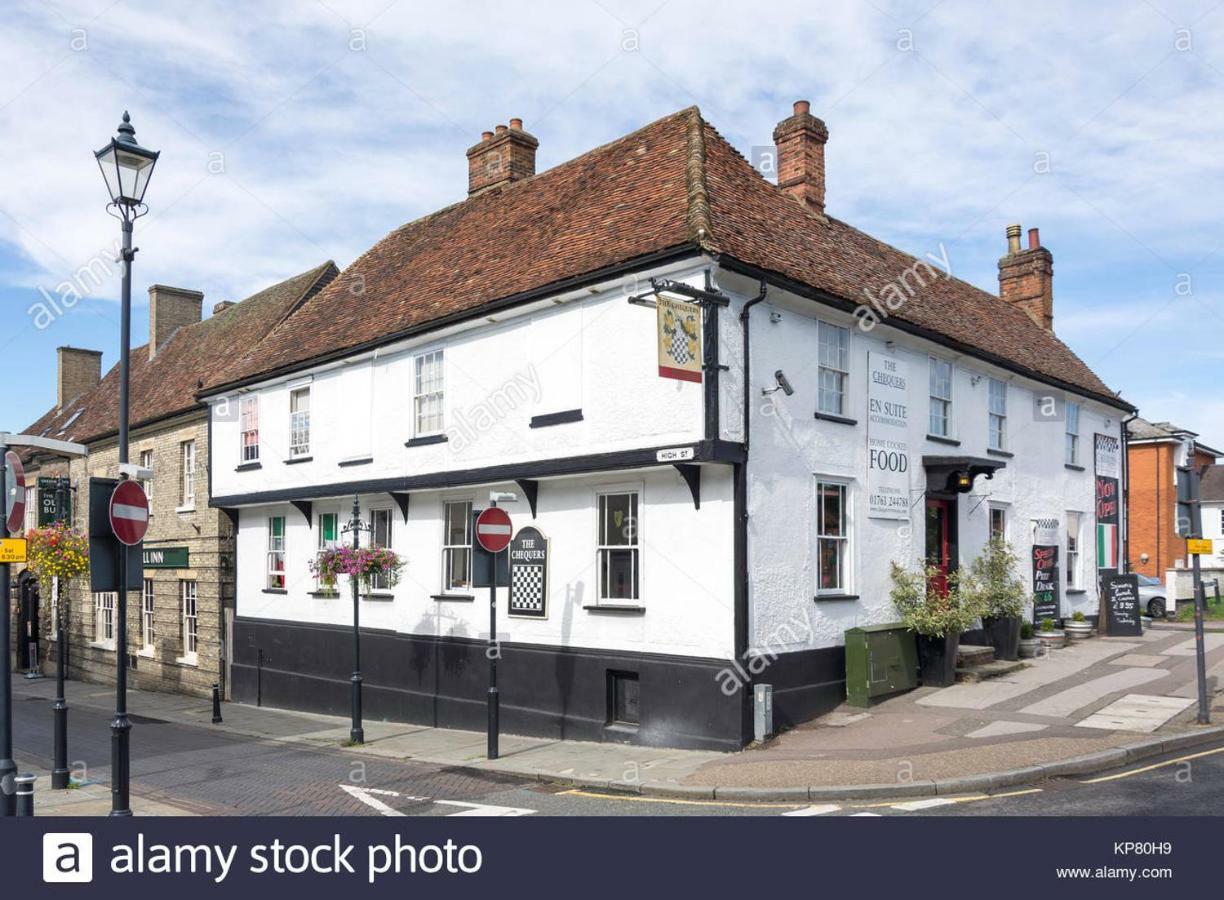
[95,110,157,816]
[341,495,369,745]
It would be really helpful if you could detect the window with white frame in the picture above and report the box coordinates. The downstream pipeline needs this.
[316,511,338,590]
[1065,402,1081,465]
[181,580,198,661]
[23,486,36,532]
[989,506,1008,542]
[179,440,196,507]
[988,378,1007,451]
[94,592,115,647]
[240,396,260,463]
[597,490,640,602]
[817,322,849,416]
[289,387,311,458]
[139,449,154,507]
[1066,512,1082,589]
[928,357,953,436]
[370,508,393,591]
[414,350,445,436]
[142,579,155,651]
[267,516,286,590]
[816,480,850,594]
[442,500,472,591]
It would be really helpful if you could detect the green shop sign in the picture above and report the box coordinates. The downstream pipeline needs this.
[143,546,190,569]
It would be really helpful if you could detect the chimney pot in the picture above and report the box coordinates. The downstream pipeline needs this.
[998,225,1054,330]
[147,284,204,359]
[1005,224,1022,254]
[772,100,829,217]
[466,119,539,196]
[56,346,103,409]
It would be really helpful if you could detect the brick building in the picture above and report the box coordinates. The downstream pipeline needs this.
[1126,417,1221,579]
[16,262,336,698]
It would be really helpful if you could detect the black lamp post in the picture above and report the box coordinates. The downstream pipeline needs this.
[341,495,368,745]
[95,111,158,817]
[51,477,70,790]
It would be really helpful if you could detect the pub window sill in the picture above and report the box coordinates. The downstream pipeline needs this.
[308,590,340,599]
[261,588,288,595]
[1064,463,1085,471]
[89,641,116,652]
[431,593,475,602]
[406,433,448,448]
[362,592,395,602]
[926,433,960,446]
[175,655,198,668]
[338,456,373,468]
[813,593,860,602]
[234,462,262,472]
[1066,588,1087,595]
[986,448,1014,458]
[814,411,857,426]
[583,603,646,614]
[176,504,196,514]
[284,455,313,465]
[137,647,156,659]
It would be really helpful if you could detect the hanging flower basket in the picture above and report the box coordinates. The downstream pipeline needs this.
[309,546,403,592]
[25,523,90,591]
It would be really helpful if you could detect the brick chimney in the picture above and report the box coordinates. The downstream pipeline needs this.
[212,300,236,315]
[773,100,829,217]
[998,224,1054,330]
[466,119,539,196]
[147,284,203,359]
[56,346,102,409]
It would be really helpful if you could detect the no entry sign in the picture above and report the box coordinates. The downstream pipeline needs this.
[109,479,150,546]
[5,450,25,534]
[475,506,512,554]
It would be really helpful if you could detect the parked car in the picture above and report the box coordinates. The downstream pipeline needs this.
[1136,574,1169,618]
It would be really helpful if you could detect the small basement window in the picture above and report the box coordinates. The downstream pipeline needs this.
[608,671,640,726]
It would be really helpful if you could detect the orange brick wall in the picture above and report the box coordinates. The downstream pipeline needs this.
[1128,443,1216,576]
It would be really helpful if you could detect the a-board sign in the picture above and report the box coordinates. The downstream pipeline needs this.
[1031,518,1061,624]
[1102,573,1142,636]
[508,526,549,619]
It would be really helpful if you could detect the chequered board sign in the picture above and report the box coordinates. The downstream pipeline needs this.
[669,327,693,365]
[510,564,546,617]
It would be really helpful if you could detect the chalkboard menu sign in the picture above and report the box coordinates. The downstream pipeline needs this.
[1102,573,1142,636]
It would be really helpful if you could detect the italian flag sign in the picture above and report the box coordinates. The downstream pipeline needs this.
[1097,523,1119,569]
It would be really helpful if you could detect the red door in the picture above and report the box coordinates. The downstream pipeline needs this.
[925,498,953,596]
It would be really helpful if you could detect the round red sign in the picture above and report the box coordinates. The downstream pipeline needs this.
[109,479,150,546]
[5,450,25,534]
[475,506,513,554]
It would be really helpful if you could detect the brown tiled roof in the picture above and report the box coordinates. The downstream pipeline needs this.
[1202,466,1224,503]
[204,107,1122,405]
[21,261,337,452]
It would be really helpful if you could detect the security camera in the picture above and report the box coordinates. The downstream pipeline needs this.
[762,370,795,397]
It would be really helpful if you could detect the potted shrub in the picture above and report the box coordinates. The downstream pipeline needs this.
[963,537,1027,661]
[1018,621,1041,658]
[1064,610,1094,641]
[1037,617,1066,651]
[890,562,980,687]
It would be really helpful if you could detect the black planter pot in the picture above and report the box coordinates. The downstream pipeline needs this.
[982,615,1022,661]
[916,633,959,687]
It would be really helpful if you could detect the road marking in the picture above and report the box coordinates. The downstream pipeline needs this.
[558,789,802,809]
[890,798,958,811]
[782,804,841,816]
[850,812,882,816]
[339,784,534,817]
[1080,744,1224,784]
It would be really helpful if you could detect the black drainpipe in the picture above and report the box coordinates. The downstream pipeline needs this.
[734,280,768,743]
[1121,411,1138,573]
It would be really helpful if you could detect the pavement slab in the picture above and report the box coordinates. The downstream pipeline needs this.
[1076,694,1197,733]
[965,720,1049,739]
[1020,667,1167,718]
[1109,653,1170,667]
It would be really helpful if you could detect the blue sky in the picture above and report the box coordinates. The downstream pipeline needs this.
[2,0,1222,448]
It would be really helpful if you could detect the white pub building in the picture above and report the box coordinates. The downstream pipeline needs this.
[204,103,1131,750]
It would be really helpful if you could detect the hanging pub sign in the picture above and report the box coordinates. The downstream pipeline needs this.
[37,477,70,526]
[1094,433,1121,578]
[866,352,911,520]
[1032,517,1061,624]
[508,526,549,619]
[656,294,702,382]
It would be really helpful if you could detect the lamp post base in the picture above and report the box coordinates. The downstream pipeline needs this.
[349,673,364,745]
[52,699,69,789]
[110,714,132,816]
